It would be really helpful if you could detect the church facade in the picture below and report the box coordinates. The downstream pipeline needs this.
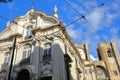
[0,7,120,80]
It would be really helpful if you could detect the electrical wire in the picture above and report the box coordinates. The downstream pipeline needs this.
[65,16,83,27]
[63,0,85,27]
[57,6,67,22]
[63,0,113,42]
[0,0,36,28]
[84,0,113,17]
[0,16,10,21]
[0,15,26,31]
[64,0,113,27]
[64,0,83,16]
[83,17,107,42]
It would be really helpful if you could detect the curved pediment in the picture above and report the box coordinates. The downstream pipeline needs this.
[14,10,60,29]
[35,11,59,29]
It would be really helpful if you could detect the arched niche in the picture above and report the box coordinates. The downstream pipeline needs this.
[107,49,113,57]
[16,69,31,80]
[95,66,109,80]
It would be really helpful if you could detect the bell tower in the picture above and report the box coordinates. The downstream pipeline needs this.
[97,42,120,79]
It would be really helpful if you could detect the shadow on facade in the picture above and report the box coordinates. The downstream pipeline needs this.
[0,43,74,80]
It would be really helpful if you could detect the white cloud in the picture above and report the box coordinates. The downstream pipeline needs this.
[86,8,104,30]
[90,54,98,60]
[105,13,117,25]
[83,0,97,10]
[66,25,82,41]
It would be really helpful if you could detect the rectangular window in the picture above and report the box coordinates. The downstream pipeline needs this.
[43,43,51,61]
[25,27,32,39]
[4,54,11,63]
[22,44,31,59]
[22,49,31,59]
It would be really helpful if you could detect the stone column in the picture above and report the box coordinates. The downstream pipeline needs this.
[52,38,66,80]
[32,42,40,80]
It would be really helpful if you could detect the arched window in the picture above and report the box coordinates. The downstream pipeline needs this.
[107,49,113,57]
[96,66,108,79]
[16,69,30,80]
[22,44,31,59]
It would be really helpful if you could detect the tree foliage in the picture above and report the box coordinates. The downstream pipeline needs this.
[0,0,12,3]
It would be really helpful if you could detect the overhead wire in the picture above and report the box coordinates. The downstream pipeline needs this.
[0,0,35,30]
[56,7,65,22]
[83,0,113,42]
[64,0,113,27]
[83,18,107,42]
[0,15,24,36]
[84,0,113,17]
[57,5,80,26]
[0,16,10,21]
[0,0,36,29]
[64,0,83,16]
[63,0,113,42]
[65,17,83,27]
[63,0,85,27]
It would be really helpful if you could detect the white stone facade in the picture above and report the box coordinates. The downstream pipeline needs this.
[0,8,85,80]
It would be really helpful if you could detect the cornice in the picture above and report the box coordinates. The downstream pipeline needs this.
[0,33,22,42]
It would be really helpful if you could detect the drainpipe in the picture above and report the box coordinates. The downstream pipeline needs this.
[7,37,16,80]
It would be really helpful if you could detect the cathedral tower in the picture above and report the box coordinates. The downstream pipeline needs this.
[97,42,120,80]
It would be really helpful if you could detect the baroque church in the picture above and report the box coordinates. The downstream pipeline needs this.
[0,6,120,80]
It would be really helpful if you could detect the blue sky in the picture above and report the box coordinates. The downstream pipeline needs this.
[0,0,120,60]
